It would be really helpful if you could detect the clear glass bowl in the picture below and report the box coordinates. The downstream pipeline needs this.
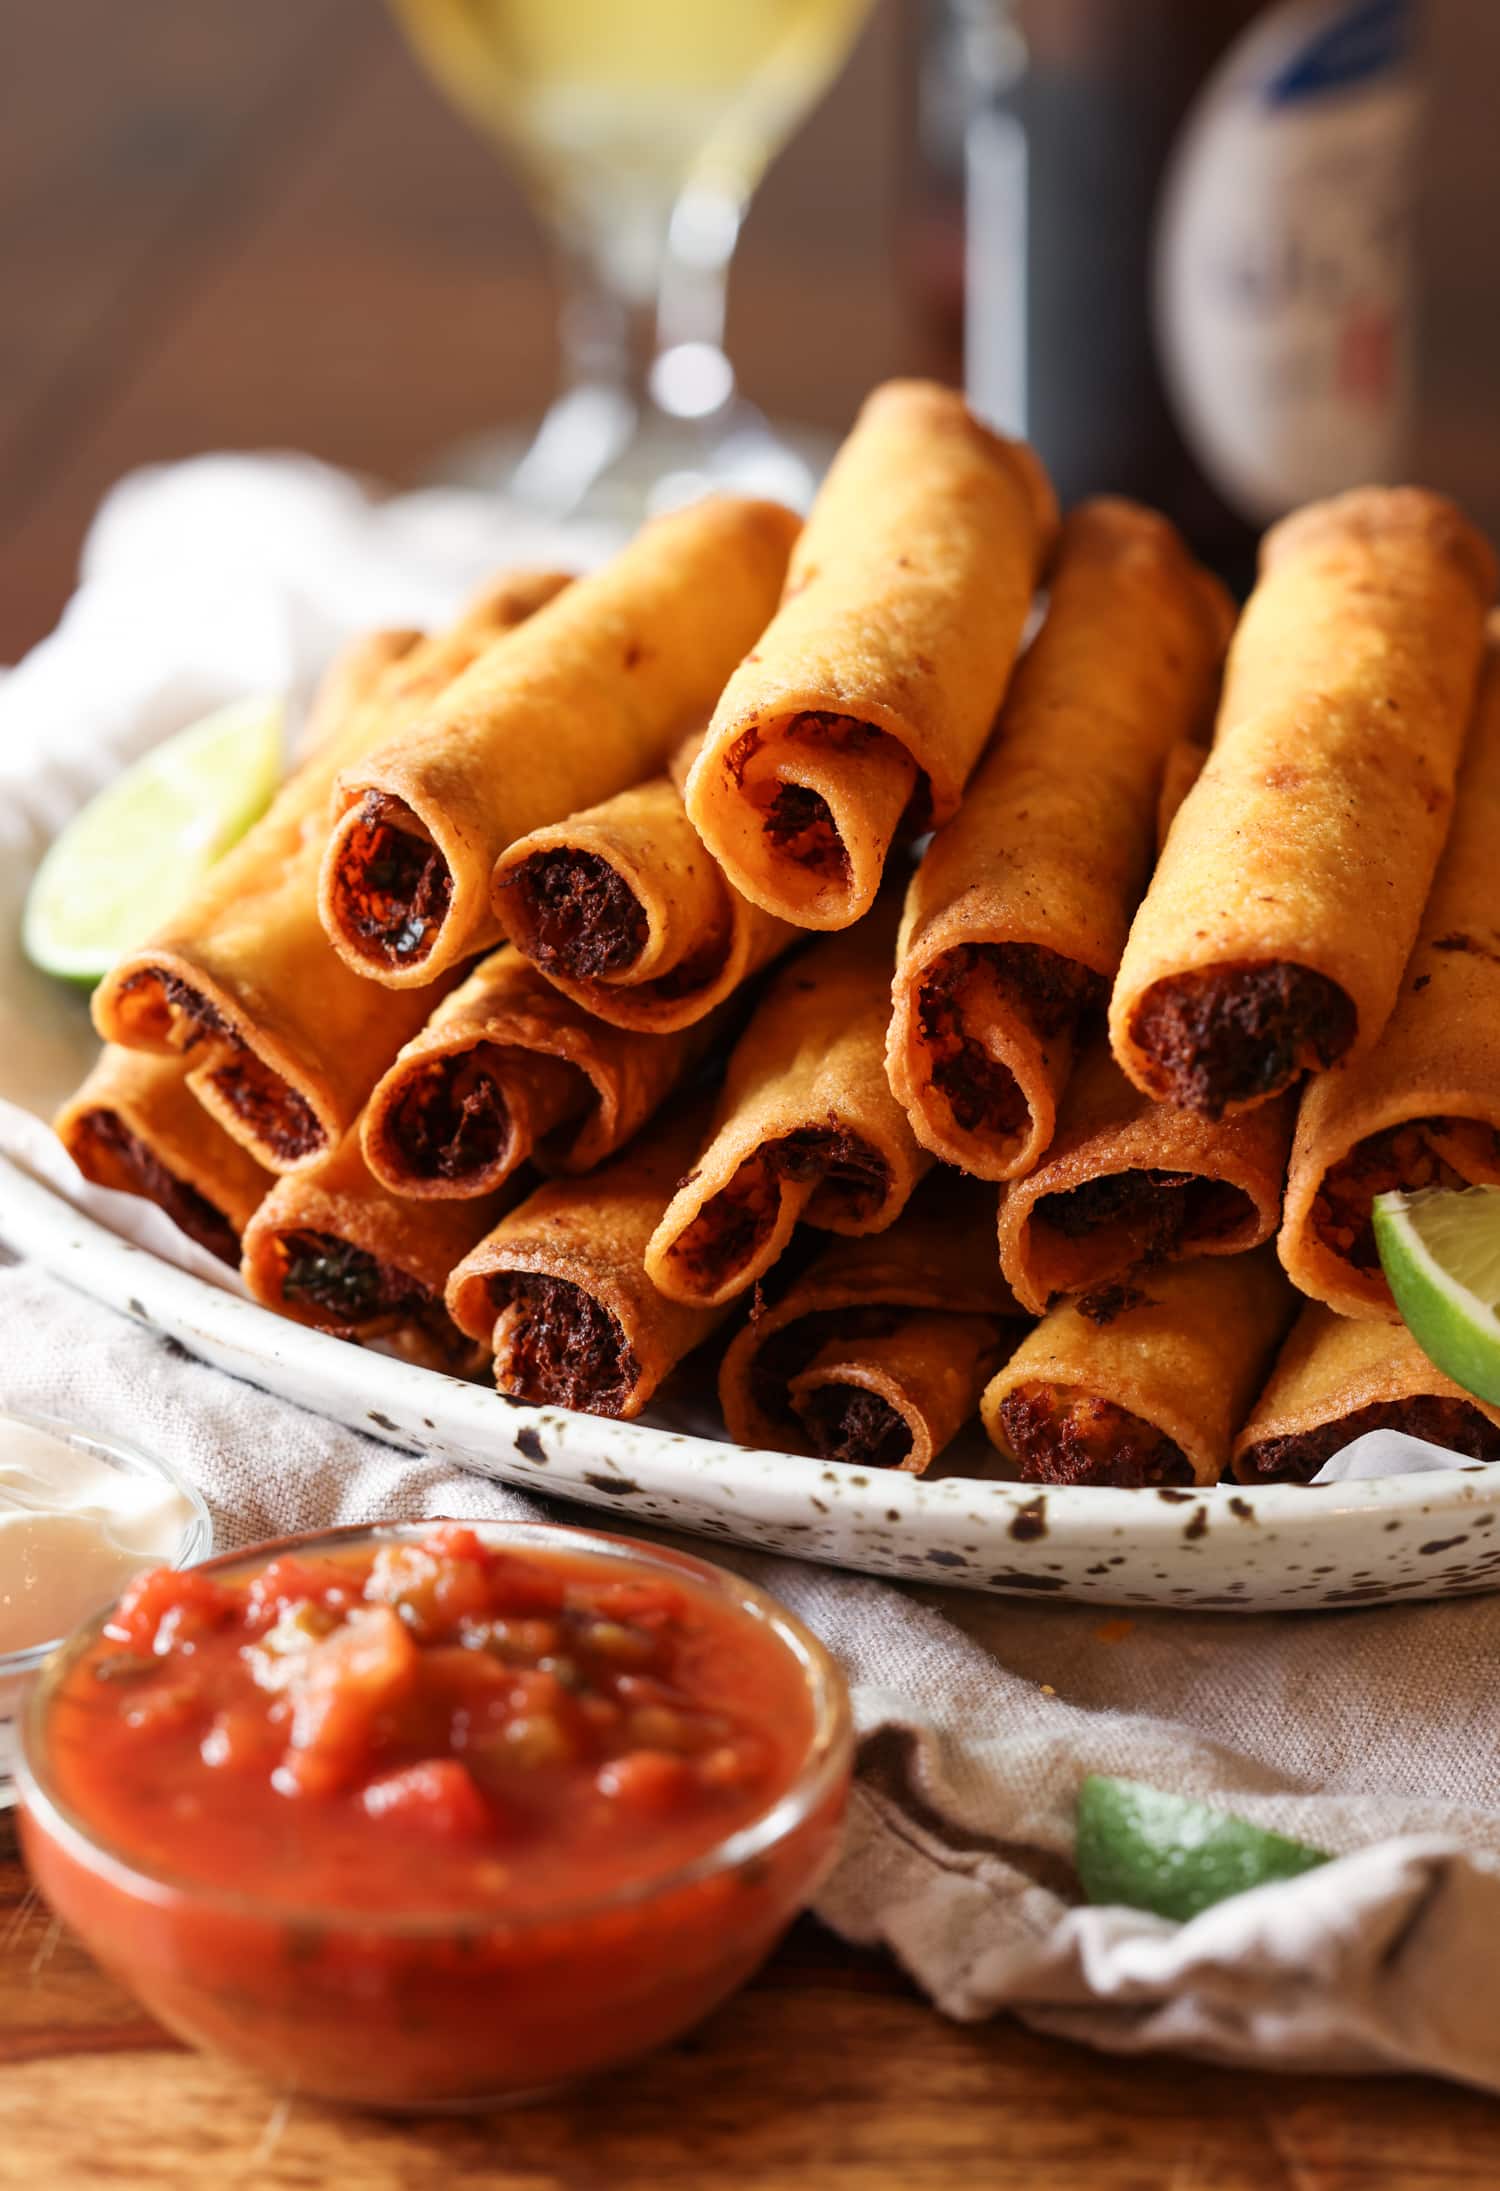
[0,1407,212,1800]
[16,1518,853,2109]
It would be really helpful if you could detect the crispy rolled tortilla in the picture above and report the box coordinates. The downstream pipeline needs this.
[446,1102,725,1420]
[888,499,1232,1178]
[644,906,928,1309]
[718,1173,1022,1473]
[55,1047,270,1266]
[92,573,569,1171]
[361,945,715,1198]
[320,496,799,985]
[1234,1303,1500,1483]
[1279,636,1500,1318]
[241,1125,514,1366]
[997,1037,1293,1316]
[683,381,1056,931]
[491,739,797,1031]
[1110,489,1497,1118]
[1156,739,1207,855]
[981,1248,1293,1487]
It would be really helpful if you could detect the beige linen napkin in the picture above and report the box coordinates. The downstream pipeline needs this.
[4,1256,1498,2093]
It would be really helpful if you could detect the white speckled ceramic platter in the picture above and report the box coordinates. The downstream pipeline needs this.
[6,1153,1500,1611]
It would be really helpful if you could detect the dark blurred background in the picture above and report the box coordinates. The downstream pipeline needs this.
[1,0,1494,661]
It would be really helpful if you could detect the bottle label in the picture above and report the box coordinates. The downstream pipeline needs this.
[1154,0,1420,522]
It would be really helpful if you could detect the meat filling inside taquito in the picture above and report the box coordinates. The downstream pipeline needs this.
[94,571,570,1170]
[361,946,715,1197]
[56,1048,271,1266]
[718,1174,1020,1472]
[1277,633,1500,1316]
[997,1037,1292,1315]
[491,739,795,1031]
[887,497,1233,1178]
[645,906,928,1308]
[320,496,799,985]
[1310,1122,1500,1280]
[446,1103,725,1419]
[241,1126,514,1367]
[1110,489,1496,1117]
[981,1249,1293,1488]
[992,1379,1196,1490]
[684,381,1056,930]
[1233,1304,1500,1483]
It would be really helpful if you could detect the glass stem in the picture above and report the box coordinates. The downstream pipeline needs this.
[509,229,657,510]
[508,190,752,517]
[651,190,745,425]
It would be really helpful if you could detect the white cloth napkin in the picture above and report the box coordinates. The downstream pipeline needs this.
[4,455,1500,2093]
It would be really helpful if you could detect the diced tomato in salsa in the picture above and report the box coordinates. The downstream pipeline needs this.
[45,1528,816,1919]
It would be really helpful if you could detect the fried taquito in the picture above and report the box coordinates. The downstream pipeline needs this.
[93,573,569,1170]
[888,498,1232,1178]
[981,1249,1294,1488]
[446,1102,724,1420]
[56,1046,270,1266]
[997,1037,1292,1316]
[1111,489,1496,1117]
[241,1125,514,1366]
[362,946,715,1198]
[1279,632,1500,1318]
[645,906,928,1309]
[491,737,796,1031]
[1234,1303,1500,1483]
[320,497,798,985]
[719,1173,1022,1473]
[684,381,1056,929]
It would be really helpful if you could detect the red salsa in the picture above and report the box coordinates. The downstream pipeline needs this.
[21,1524,848,2105]
[48,1525,814,1918]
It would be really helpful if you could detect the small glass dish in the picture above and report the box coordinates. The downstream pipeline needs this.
[0,1407,212,1802]
[15,1518,853,2109]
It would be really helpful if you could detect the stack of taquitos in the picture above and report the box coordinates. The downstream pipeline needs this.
[1111,488,1497,1117]
[981,1250,1294,1487]
[888,497,1232,1179]
[645,905,928,1309]
[320,496,799,984]
[91,574,569,1171]
[56,1048,270,1267]
[997,1037,1293,1316]
[685,381,1056,930]
[1234,1305,1500,1483]
[719,1173,1023,1473]
[447,1102,725,1419]
[491,737,796,1031]
[1278,631,1500,1318]
[361,946,718,1197]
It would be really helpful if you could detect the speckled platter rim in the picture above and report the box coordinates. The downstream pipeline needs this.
[6,1154,1500,1611]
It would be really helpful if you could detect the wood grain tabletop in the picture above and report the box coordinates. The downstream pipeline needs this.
[4,1808,1498,2191]
[4,2,1500,2180]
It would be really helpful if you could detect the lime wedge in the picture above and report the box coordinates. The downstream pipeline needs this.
[1373,1184,1500,1406]
[1076,1775,1330,1922]
[23,695,285,985]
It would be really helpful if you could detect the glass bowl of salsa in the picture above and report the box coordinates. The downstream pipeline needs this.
[15,1518,852,2109]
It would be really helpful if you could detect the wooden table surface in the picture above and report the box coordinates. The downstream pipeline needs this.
[4,2,1500,2180]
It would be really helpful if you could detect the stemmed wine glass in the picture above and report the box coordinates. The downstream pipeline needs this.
[389,0,874,526]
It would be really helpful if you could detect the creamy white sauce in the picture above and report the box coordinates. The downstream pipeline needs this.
[0,1423,195,1654]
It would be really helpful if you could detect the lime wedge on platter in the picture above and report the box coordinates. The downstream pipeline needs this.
[1075,1774,1330,1923]
[1373,1184,1500,1408]
[23,694,284,987]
